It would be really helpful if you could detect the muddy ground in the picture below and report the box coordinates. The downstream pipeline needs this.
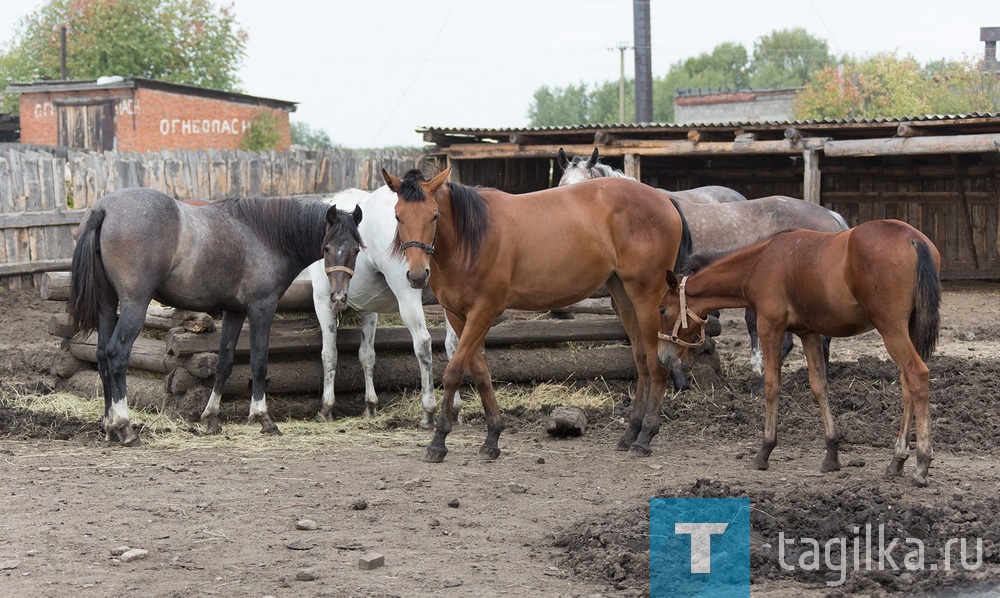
[1,282,999,597]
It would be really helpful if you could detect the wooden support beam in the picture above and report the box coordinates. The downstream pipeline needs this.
[896,123,924,137]
[803,149,821,205]
[440,138,828,160]
[594,131,617,145]
[824,133,1000,157]
[623,154,641,180]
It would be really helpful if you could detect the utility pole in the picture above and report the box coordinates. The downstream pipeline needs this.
[633,0,653,122]
[60,26,67,80]
[612,42,631,122]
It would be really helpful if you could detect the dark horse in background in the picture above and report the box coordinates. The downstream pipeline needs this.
[70,187,364,445]
[384,168,690,462]
[657,220,941,486]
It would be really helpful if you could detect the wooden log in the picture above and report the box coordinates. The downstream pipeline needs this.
[165,317,628,358]
[213,344,637,396]
[67,333,181,374]
[824,133,1000,157]
[48,312,76,338]
[46,306,213,338]
[40,271,313,312]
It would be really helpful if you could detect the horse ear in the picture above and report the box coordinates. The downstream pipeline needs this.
[352,204,363,225]
[557,148,569,170]
[326,205,339,224]
[585,147,599,169]
[665,270,679,289]
[382,169,402,192]
[427,166,452,193]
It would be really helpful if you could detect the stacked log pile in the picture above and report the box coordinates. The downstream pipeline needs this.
[41,272,643,412]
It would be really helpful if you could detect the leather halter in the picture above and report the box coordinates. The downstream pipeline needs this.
[325,265,355,277]
[399,240,435,255]
[657,276,707,348]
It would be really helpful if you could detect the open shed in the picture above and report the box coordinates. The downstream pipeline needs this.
[420,113,1000,280]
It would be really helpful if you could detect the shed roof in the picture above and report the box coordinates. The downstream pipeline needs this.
[5,77,297,111]
[419,112,1000,147]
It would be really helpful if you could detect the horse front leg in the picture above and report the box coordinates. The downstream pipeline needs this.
[753,328,785,470]
[312,266,340,422]
[424,310,490,463]
[801,333,840,472]
[201,311,245,434]
[395,290,436,428]
[606,279,647,451]
[469,350,504,460]
[357,311,380,418]
[246,304,280,435]
[628,297,671,458]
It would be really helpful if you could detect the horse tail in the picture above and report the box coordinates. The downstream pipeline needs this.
[669,197,693,273]
[69,206,107,332]
[909,240,941,361]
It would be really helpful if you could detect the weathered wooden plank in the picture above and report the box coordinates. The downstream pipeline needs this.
[0,210,87,228]
[0,257,72,277]
[68,332,180,374]
[825,133,1000,157]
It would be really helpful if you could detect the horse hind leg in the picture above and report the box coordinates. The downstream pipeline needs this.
[605,277,648,451]
[801,334,840,473]
[879,326,932,487]
[103,300,148,446]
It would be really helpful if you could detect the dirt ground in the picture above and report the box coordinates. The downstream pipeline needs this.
[1,282,999,597]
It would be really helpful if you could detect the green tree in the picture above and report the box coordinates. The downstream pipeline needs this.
[794,52,933,119]
[922,56,1000,114]
[291,121,336,150]
[527,83,591,126]
[748,28,833,88]
[0,0,247,113]
[652,42,750,122]
[240,109,280,151]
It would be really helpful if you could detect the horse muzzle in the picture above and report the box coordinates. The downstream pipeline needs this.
[406,268,430,289]
[330,292,349,313]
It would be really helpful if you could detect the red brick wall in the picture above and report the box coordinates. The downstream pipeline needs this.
[133,88,291,151]
[18,85,291,151]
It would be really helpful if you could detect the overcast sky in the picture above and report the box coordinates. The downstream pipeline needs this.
[1,0,996,147]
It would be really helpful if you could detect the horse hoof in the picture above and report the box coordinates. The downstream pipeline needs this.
[314,412,332,423]
[423,447,447,463]
[122,434,143,447]
[820,460,841,473]
[478,445,501,461]
[615,436,633,451]
[627,445,652,458]
[261,426,282,436]
[751,458,769,471]
[911,474,929,488]
[419,416,435,430]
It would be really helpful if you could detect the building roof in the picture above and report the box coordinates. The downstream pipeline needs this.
[5,77,297,111]
[419,112,1000,147]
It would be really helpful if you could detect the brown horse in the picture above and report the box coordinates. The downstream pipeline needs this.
[656,219,941,486]
[383,168,690,462]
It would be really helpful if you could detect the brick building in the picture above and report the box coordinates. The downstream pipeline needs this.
[6,77,296,152]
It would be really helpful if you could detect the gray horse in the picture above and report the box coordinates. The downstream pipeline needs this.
[556,148,848,388]
[70,187,364,445]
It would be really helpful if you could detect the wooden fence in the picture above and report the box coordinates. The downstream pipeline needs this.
[0,146,427,288]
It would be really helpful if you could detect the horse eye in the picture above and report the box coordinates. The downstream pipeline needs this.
[659,306,666,316]
[432,212,440,222]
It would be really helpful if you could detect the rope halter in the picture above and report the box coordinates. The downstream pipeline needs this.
[325,265,355,277]
[656,275,707,348]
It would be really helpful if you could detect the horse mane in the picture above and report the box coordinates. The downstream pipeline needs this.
[681,229,795,275]
[393,169,491,266]
[669,198,693,274]
[578,160,633,180]
[221,196,338,261]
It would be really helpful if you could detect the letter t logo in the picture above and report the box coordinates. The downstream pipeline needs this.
[674,523,729,573]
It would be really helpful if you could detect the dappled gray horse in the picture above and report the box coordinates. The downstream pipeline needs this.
[70,188,363,444]
[556,147,848,384]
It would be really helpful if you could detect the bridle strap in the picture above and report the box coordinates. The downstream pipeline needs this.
[656,275,707,348]
[399,240,435,255]
[325,265,355,277]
